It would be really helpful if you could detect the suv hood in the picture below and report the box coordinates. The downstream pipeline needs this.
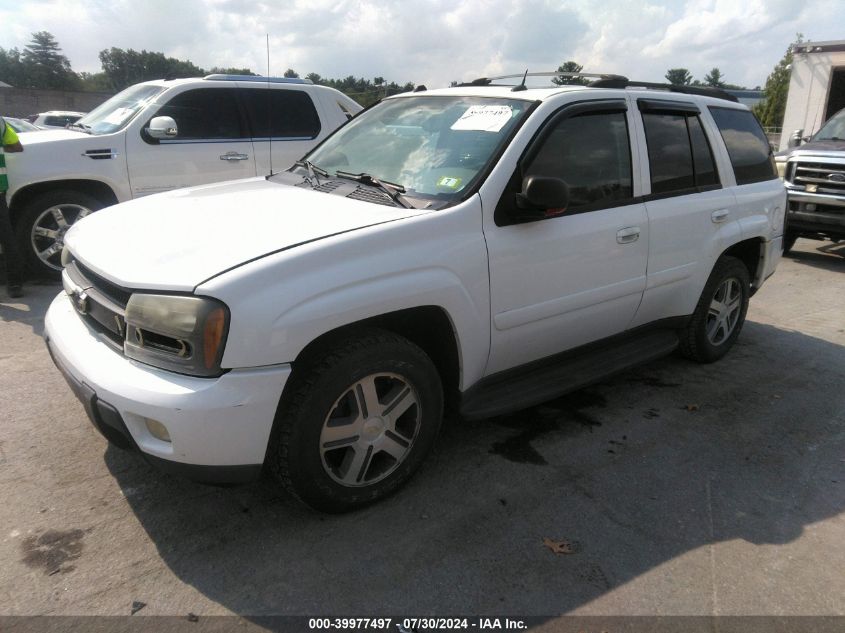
[65,177,426,291]
[788,138,845,156]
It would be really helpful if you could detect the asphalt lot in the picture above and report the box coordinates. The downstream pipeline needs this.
[1,239,844,620]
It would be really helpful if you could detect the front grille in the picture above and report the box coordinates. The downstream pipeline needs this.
[65,260,128,350]
[790,161,845,195]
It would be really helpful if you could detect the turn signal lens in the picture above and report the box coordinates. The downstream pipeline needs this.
[203,307,226,369]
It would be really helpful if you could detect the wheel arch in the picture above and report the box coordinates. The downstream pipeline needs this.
[721,237,764,289]
[289,306,462,414]
[8,179,119,225]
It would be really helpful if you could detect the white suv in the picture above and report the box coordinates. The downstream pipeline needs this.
[45,73,785,512]
[7,75,361,276]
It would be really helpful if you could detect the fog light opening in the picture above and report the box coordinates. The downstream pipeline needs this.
[144,418,171,443]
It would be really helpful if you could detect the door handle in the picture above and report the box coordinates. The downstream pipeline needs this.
[711,209,730,223]
[219,152,249,161]
[616,226,640,244]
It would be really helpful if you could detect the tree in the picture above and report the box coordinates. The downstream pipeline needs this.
[207,67,255,76]
[552,61,590,86]
[703,67,726,88]
[753,35,803,129]
[20,31,78,89]
[283,68,299,78]
[99,47,204,91]
[665,68,693,85]
[0,47,25,87]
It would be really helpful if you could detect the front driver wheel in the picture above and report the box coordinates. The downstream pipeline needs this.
[267,328,443,513]
[15,190,104,278]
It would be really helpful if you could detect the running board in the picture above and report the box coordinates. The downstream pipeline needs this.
[459,329,679,420]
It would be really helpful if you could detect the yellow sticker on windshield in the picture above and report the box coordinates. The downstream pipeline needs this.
[437,176,462,189]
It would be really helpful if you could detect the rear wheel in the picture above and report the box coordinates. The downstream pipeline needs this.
[267,328,443,513]
[679,256,750,363]
[15,190,104,278]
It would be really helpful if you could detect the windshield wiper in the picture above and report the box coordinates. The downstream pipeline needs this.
[69,122,91,134]
[334,170,413,209]
[294,159,330,185]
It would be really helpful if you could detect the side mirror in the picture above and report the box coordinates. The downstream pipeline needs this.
[787,129,804,149]
[512,175,570,221]
[146,116,178,139]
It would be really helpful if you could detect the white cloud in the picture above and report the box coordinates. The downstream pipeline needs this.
[2,0,845,90]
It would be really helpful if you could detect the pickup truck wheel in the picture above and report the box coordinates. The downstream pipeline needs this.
[268,328,443,513]
[15,190,104,278]
[782,231,798,255]
[679,256,750,364]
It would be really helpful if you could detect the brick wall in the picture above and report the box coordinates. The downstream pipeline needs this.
[0,87,113,118]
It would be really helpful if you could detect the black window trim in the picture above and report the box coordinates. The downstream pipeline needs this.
[495,98,636,226]
[637,98,700,115]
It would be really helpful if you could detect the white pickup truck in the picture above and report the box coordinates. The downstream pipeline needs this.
[45,74,785,512]
[6,74,361,276]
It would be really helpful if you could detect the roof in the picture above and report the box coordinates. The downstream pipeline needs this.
[792,40,845,54]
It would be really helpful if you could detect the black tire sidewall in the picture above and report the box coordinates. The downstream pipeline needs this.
[276,334,443,512]
[15,190,103,278]
[690,258,750,362]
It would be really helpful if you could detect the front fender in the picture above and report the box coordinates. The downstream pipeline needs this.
[199,199,491,389]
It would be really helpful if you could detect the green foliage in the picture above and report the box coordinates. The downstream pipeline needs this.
[78,71,112,92]
[283,68,299,78]
[207,67,256,76]
[0,30,416,107]
[99,47,204,91]
[665,68,693,86]
[753,34,804,129]
[19,31,79,89]
[704,68,726,88]
[0,47,26,87]
[307,74,414,107]
[552,61,589,86]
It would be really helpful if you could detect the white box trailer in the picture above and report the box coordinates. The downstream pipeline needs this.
[780,40,845,151]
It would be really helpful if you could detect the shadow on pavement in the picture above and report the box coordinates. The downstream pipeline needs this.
[101,319,845,615]
[786,240,845,272]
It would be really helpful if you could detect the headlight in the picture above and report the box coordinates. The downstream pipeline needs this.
[124,294,229,377]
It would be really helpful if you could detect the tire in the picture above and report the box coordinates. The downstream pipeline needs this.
[679,256,750,364]
[782,231,799,255]
[14,190,104,278]
[267,328,444,513]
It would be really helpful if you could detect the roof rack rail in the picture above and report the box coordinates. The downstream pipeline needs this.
[588,78,739,103]
[203,74,313,85]
[457,71,628,87]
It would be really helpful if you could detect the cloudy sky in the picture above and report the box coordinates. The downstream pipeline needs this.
[2,0,844,89]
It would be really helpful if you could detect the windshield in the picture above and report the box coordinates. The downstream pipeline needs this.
[76,84,166,135]
[814,108,845,141]
[303,96,532,204]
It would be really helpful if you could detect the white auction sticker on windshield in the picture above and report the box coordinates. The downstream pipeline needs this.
[451,105,513,132]
[102,107,133,126]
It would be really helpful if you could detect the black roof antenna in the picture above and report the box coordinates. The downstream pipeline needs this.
[511,69,529,92]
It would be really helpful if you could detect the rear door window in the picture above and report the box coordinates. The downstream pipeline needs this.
[241,89,321,139]
[708,107,776,185]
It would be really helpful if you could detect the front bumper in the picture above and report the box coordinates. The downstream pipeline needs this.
[44,292,291,483]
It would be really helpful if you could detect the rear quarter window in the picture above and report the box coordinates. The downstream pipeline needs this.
[242,89,321,138]
[708,107,776,185]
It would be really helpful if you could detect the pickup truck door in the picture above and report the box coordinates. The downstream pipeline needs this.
[126,86,256,197]
[482,100,649,375]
